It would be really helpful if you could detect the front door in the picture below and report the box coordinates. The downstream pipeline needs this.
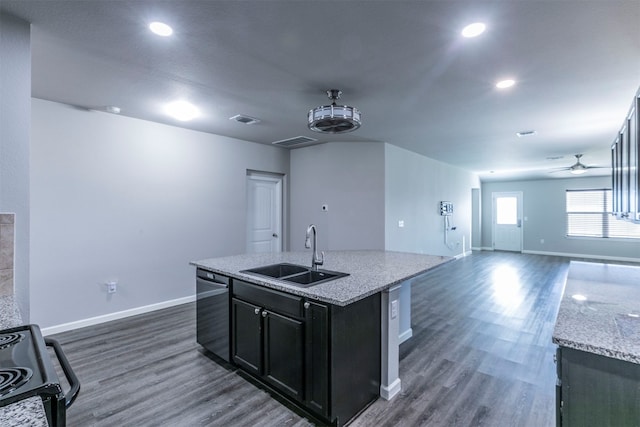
[246,172,283,253]
[492,192,523,252]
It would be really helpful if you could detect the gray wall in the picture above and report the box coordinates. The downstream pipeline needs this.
[384,144,480,256]
[289,142,479,257]
[289,142,385,251]
[481,176,640,261]
[0,13,31,318]
[30,99,289,328]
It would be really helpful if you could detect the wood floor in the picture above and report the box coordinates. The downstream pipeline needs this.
[50,252,583,426]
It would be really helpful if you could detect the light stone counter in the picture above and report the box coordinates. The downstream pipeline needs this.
[0,295,49,427]
[553,261,640,364]
[191,250,453,306]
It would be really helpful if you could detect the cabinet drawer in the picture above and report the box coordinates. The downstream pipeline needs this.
[233,280,303,318]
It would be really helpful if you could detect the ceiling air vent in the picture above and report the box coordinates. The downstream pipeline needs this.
[272,136,318,148]
[230,114,261,125]
[516,130,537,137]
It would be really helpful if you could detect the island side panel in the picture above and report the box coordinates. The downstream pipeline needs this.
[330,292,381,426]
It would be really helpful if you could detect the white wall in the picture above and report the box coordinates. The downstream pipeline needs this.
[30,99,289,328]
[0,13,31,318]
[289,142,385,251]
[481,177,640,261]
[384,144,480,256]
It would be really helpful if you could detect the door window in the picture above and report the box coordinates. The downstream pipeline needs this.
[496,197,518,225]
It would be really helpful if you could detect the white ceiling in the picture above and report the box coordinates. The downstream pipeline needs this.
[2,0,639,181]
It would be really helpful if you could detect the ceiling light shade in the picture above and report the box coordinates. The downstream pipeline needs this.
[569,154,588,174]
[165,100,199,121]
[496,79,516,89]
[149,21,173,37]
[570,166,587,175]
[461,22,486,38]
[308,89,361,134]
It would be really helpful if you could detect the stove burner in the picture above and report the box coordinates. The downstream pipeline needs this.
[0,332,25,349]
[0,368,33,397]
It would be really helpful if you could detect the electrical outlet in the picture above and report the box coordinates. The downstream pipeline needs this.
[107,281,117,294]
[391,300,398,319]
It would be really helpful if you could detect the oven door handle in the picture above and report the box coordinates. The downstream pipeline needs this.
[44,337,81,408]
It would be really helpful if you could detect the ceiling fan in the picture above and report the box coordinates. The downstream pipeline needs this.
[550,154,606,175]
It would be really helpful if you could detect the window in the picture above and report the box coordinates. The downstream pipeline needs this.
[566,189,640,239]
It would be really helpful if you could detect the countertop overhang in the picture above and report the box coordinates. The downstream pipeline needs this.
[191,250,453,306]
[552,261,640,364]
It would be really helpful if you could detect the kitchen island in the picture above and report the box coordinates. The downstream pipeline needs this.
[553,261,640,426]
[192,250,452,425]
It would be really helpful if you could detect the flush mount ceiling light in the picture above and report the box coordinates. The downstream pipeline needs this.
[165,100,199,121]
[461,22,486,38]
[149,21,173,37]
[496,79,516,89]
[308,89,361,134]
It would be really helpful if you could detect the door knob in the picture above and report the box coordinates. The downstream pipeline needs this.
[254,308,261,315]
[272,233,278,238]
[304,302,310,309]
[261,311,268,318]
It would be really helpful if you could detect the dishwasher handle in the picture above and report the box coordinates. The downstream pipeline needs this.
[196,268,230,285]
[44,337,81,408]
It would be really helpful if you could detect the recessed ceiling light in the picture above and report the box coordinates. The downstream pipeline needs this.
[496,79,516,89]
[571,294,587,301]
[149,21,173,37]
[461,22,486,38]
[105,106,121,114]
[165,100,199,121]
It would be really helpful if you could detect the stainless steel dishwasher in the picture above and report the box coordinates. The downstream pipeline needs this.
[196,268,230,362]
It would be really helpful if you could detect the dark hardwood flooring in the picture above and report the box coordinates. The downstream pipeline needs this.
[49,252,599,426]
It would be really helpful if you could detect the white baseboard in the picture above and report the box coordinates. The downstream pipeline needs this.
[41,295,196,336]
[471,246,483,251]
[398,327,413,344]
[380,378,402,401]
[479,247,494,251]
[522,250,640,263]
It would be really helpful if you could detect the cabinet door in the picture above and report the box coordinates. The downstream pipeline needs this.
[232,298,262,376]
[304,301,329,417]
[263,310,304,400]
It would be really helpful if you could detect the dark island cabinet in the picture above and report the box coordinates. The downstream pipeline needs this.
[263,309,305,400]
[231,279,380,427]
[230,298,262,375]
[231,281,306,401]
[556,347,640,426]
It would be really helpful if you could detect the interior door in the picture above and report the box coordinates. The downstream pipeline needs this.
[246,172,283,253]
[492,192,523,252]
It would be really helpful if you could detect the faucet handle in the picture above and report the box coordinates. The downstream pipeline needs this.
[318,251,325,266]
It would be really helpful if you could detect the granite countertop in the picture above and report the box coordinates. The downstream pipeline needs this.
[0,295,50,427]
[553,261,640,364]
[191,250,453,306]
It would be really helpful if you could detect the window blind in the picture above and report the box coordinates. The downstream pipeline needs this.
[566,189,640,239]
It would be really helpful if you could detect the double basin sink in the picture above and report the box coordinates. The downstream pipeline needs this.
[241,263,348,287]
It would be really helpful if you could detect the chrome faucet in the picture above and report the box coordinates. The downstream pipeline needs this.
[305,224,324,271]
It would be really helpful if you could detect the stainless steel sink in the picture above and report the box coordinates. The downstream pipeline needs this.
[241,263,348,287]
[242,263,308,278]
